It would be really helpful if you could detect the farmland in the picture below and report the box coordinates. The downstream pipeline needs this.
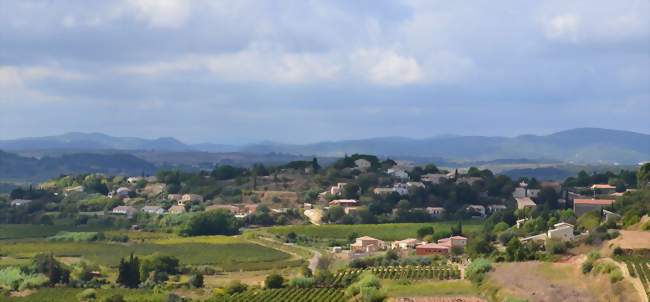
[384,280,479,298]
[333,264,460,285]
[0,224,113,240]
[0,235,297,271]
[621,256,650,299]
[209,288,345,302]
[259,221,481,241]
[0,288,166,302]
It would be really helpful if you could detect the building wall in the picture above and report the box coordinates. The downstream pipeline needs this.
[574,203,605,216]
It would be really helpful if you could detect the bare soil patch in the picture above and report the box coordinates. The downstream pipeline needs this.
[488,261,638,302]
[393,297,486,302]
[610,230,650,250]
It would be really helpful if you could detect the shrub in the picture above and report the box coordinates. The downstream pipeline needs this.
[265,273,284,289]
[609,270,623,283]
[188,273,204,288]
[582,261,594,274]
[103,294,125,302]
[289,277,315,288]
[77,289,97,301]
[465,258,492,284]
[225,280,247,294]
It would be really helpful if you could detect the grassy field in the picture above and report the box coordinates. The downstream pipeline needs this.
[0,224,113,240]
[0,236,297,271]
[259,221,481,241]
[384,280,479,297]
[0,288,166,302]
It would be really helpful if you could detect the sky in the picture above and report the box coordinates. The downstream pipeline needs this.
[0,0,648,144]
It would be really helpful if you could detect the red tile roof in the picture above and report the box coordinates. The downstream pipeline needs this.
[574,199,614,205]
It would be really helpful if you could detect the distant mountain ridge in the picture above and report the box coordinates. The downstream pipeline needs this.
[0,128,648,164]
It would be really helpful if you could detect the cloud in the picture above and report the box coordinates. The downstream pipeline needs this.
[544,14,580,42]
[125,0,191,28]
[355,49,422,85]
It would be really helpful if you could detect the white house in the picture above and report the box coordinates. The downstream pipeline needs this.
[406,182,425,189]
[387,168,409,179]
[116,187,130,198]
[466,204,486,217]
[547,222,574,242]
[393,183,409,195]
[329,199,359,207]
[168,205,186,214]
[391,238,423,250]
[426,207,446,218]
[127,176,143,184]
[181,194,203,204]
[516,197,536,210]
[112,206,137,218]
[488,204,507,213]
[141,205,165,215]
[330,183,347,196]
[350,236,385,253]
[420,173,447,184]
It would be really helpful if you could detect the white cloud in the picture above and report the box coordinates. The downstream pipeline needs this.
[355,49,422,85]
[544,14,580,42]
[0,66,85,103]
[125,0,191,28]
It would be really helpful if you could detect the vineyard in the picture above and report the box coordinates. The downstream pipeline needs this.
[333,264,461,286]
[210,288,345,302]
[622,256,650,299]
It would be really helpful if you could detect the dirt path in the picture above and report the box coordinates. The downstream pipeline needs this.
[611,258,649,302]
[308,250,322,272]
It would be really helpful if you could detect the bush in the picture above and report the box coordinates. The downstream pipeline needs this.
[465,258,492,284]
[265,273,284,289]
[103,295,125,302]
[226,280,247,294]
[582,261,593,274]
[188,273,204,288]
[288,277,315,288]
[77,289,97,301]
[609,270,623,283]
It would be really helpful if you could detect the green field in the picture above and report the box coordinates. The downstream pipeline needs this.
[0,236,297,271]
[259,221,481,241]
[384,279,479,297]
[0,288,166,302]
[0,224,113,240]
[210,288,345,302]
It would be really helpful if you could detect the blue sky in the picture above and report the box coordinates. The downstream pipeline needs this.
[0,0,648,144]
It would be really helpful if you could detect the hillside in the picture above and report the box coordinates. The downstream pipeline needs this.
[0,151,156,182]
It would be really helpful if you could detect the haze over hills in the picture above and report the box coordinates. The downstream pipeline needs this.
[1,128,647,164]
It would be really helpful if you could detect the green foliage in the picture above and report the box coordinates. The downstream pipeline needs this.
[188,273,204,288]
[638,163,650,187]
[0,267,48,291]
[139,254,179,282]
[416,226,434,239]
[116,253,140,288]
[288,277,315,288]
[344,272,384,302]
[77,289,97,301]
[48,232,101,242]
[465,258,492,284]
[225,280,248,295]
[264,273,284,289]
[179,210,239,236]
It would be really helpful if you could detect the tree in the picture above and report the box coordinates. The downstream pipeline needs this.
[311,157,321,171]
[265,273,284,289]
[638,163,650,187]
[180,210,239,236]
[117,253,140,288]
[139,254,180,282]
[451,221,463,236]
[188,273,204,288]
[416,226,434,239]
[226,280,248,294]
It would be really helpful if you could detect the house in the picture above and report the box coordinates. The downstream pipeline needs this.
[516,197,537,210]
[141,205,165,215]
[332,246,342,253]
[591,184,616,195]
[373,188,395,195]
[387,168,409,179]
[391,238,423,250]
[181,194,203,204]
[425,207,445,218]
[456,177,482,186]
[421,173,447,184]
[437,236,468,249]
[465,205,486,217]
[573,199,615,216]
[516,218,528,228]
[10,199,32,207]
[415,243,450,255]
[329,199,359,207]
[168,205,186,214]
[522,222,575,243]
[350,236,385,253]
[603,209,621,222]
[206,204,239,214]
[127,176,143,184]
[547,222,574,242]
[167,194,182,201]
[329,183,347,196]
[354,159,372,170]
[303,203,313,209]
[487,205,507,213]
[112,206,137,218]
[116,187,130,198]
[406,182,425,189]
